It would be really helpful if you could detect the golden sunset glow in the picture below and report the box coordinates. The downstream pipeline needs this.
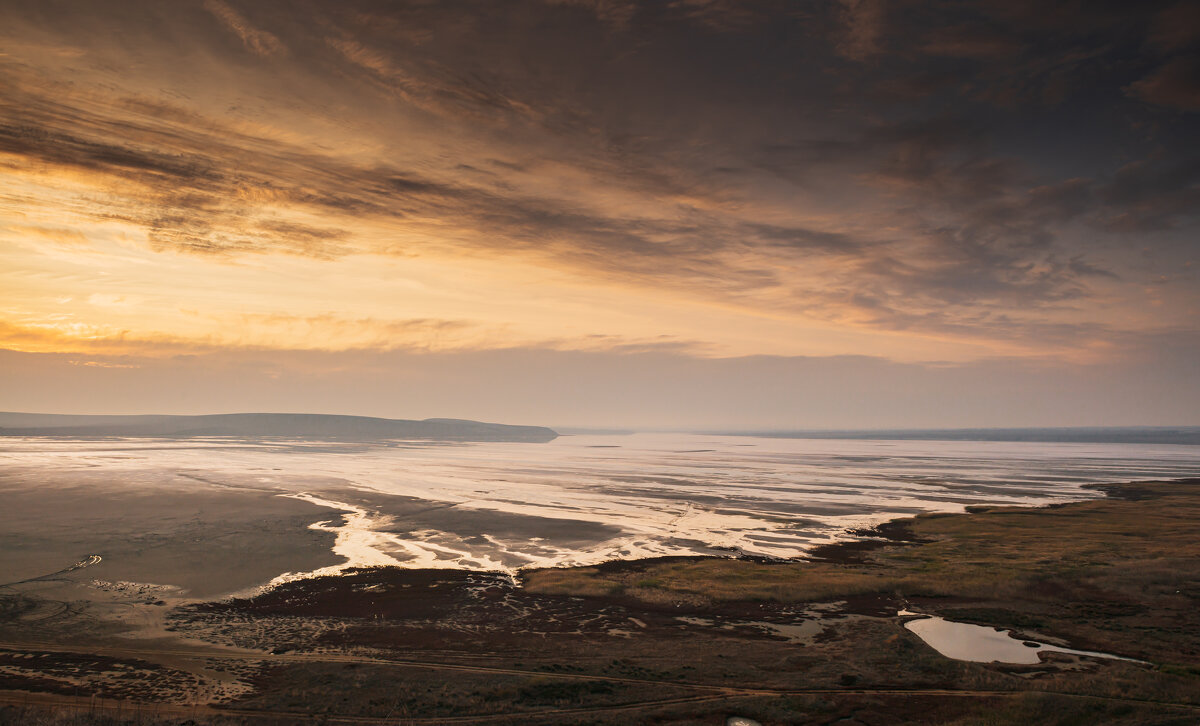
[1,1,1197,427]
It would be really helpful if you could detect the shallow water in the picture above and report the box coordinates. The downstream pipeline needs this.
[2,433,1199,581]
[678,616,824,644]
[903,614,1146,664]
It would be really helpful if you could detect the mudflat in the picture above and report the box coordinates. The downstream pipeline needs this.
[1,479,1199,724]
[0,467,342,597]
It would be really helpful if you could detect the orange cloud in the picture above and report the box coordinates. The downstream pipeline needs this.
[203,0,285,57]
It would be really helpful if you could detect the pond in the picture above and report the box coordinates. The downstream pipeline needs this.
[901,612,1148,665]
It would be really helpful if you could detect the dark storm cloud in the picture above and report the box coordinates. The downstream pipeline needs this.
[0,0,1196,350]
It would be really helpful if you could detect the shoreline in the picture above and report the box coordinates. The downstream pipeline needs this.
[165,476,1200,670]
[185,476,1199,604]
[259,472,1139,588]
[516,476,1196,584]
[516,477,1200,658]
[8,432,1195,598]
[4,477,1199,723]
[204,476,1200,613]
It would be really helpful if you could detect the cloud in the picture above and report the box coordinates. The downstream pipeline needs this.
[664,0,781,31]
[0,122,219,181]
[836,0,885,61]
[0,314,719,359]
[542,0,640,30]
[4,224,91,246]
[1127,56,1200,112]
[0,0,1194,367]
[1146,2,1200,53]
[68,359,139,369]
[1099,159,1200,232]
[746,118,1120,331]
[202,0,285,57]
[0,75,1147,349]
[743,223,863,254]
[918,23,1025,60]
[4,341,1199,428]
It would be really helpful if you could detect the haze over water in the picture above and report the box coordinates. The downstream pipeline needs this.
[4,434,1199,584]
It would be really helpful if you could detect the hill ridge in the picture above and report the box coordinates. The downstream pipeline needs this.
[0,412,558,443]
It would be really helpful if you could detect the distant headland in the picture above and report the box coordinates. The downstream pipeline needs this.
[0,412,558,443]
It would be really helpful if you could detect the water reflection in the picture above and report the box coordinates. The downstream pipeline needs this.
[902,613,1147,664]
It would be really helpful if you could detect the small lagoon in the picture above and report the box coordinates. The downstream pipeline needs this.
[901,612,1147,665]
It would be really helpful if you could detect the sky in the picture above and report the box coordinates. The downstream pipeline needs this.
[1,0,1198,429]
